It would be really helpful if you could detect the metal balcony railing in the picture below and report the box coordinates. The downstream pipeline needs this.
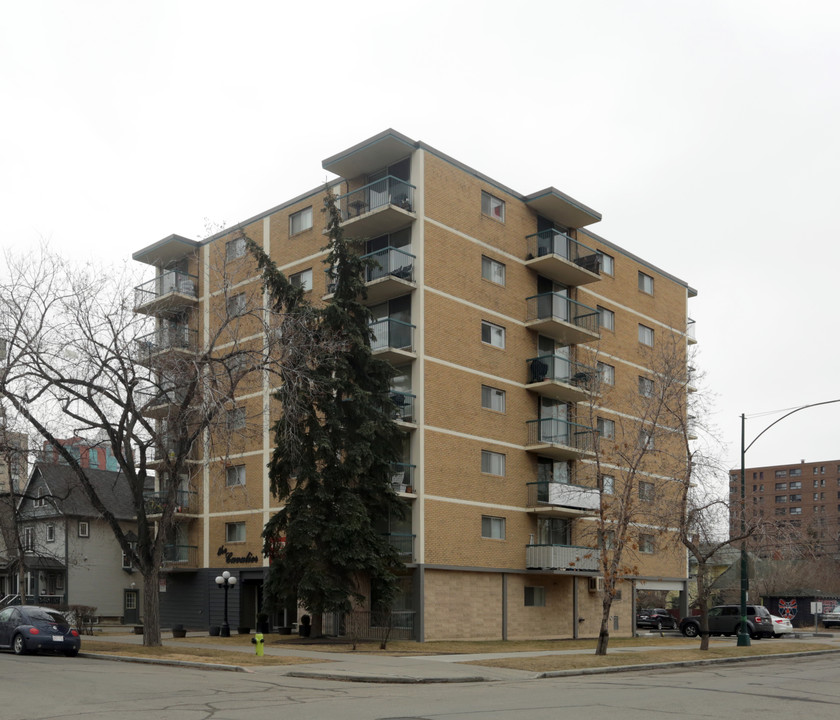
[525,229,600,273]
[527,355,597,387]
[370,318,415,352]
[162,544,198,567]
[136,326,197,357]
[527,481,601,511]
[144,489,197,515]
[525,293,600,334]
[526,544,600,571]
[385,533,415,561]
[361,246,416,283]
[134,270,198,308]
[390,391,416,422]
[687,317,697,343]
[338,176,415,221]
[390,462,416,492]
[526,418,596,452]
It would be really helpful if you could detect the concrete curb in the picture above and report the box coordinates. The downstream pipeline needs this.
[285,671,487,684]
[80,652,250,673]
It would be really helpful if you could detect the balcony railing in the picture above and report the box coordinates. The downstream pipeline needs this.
[526,230,600,275]
[390,391,416,423]
[525,293,600,344]
[526,418,596,457]
[526,544,600,571]
[338,176,415,221]
[144,489,197,515]
[527,481,601,511]
[527,355,597,388]
[385,532,415,561]
[134,270,198,310]
[136,326,197,359]
[362,246,415,284]
[390,462,416,493]
[370,318,415,353]
[687,317,697,344]
[162,544,198,569]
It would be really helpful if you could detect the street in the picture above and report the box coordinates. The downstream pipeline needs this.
[2,652,840,720]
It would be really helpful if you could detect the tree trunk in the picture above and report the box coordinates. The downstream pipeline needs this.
[696,565,710,651]
[142,565,162,647]
[595,592,614,655]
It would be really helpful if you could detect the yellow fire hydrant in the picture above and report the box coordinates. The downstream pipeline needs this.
[251,632,264,657]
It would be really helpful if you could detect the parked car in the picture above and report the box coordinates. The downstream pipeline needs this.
[821,606,840,628]
[679,604,774,639]
[769,614,794,636]
[636,608,677,630]
[0,605,81,656]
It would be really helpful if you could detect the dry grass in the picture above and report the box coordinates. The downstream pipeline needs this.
[466,642,835,672]
[85,640,328,667]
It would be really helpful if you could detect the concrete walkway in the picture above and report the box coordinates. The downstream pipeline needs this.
[81,629,840,684]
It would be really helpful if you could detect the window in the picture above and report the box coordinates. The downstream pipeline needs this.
[638,271,654,295]
[597,251,614,276]
[775,495,787,503]
[481,515,505,539]
[600,474,615,495]
[602,529,616,550]
[34,489,46,507]
[639,534,654,554]
[775,482,787,490]
[290,268,313,291]
[790,481,802,489]
[226,407,246,431]
[481,256,505,285]
[597,417,615,439]
[78,521,89,538]
[481,450,506,476]
[289,206,313,235]
[775,507,786,515]
[481,191,505,221]
[790,507,802,515]
[814,479,820,488]
[225,237,246,261]
[481,385,506,412]
[789,467,801,477]
[638,376,654,397]
[638,324,654,347]
[23,527,34,551]
[775,470,787,478]
[46,524,55,543]
[639,481,655,502]
[814,493,820,501]
[598,306,615,331]
[639,429,655,450]
[524,587,546,607]
[598,362,615,386]
[226,465,246,487]
[481,321,505,348]
[226,522,246,543]
[122,548,133,569]
[789,494,802,502]
[760,484,764,491]
[227,292,246,317]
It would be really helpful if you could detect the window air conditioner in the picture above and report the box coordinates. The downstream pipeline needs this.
[588,576,605,593]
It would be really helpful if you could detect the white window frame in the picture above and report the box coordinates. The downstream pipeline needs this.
[78,521,89,538]
[481,191,505,221]
[639,533,655,554]
[597,362,615,386]
[639,480,655,502]
[640,429,655,450]
[481,450,506,477]
[46,524,55,543]
[289,206,313,235]
[290,268,313,292]
[23,527,34,551]
[598,306,615,331]
[600,474,615,495]
[225,237,246,261]
[790,507,802,515]
[481,255,506,286]
[524,586,546,607]
[481,320,505,349]
[638,271,654,295]
[638,324,654,347]
[638,376,654,397]
[226,465,246,487]
[227,292,247,318]
[481,385,506,412]
[598,251,614,276]
[597,417,615,440]
[227,407,246,431]
[481,515,506,539]
[226,521,246,543]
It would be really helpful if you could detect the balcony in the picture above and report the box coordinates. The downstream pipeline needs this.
[144,489,198,517]
[336,176,416,237]
[525,418,596,460]
[162,544,199,571]
[527,481,600,516]
[136,326,197,366]
[526,544,600,572]
[526,355,597,403]
[138,387,189,419]
[134,270,198,316]
[385,533,416,562]
[524,230,601,287]
[525,293,600,345]
[687,317,697,345]
[148,436,194,466]
[390,391,417,424]
[370,318,415,364]
[360,246,416,304]
[390,462,416,494]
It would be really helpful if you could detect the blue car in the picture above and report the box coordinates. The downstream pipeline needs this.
[0,605,81,656]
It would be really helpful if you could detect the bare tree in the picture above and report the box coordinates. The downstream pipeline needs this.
[0,243,325,645]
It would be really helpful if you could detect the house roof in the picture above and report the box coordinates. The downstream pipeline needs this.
[29,463,137,521]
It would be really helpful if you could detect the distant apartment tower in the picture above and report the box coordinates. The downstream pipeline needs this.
[132,130,697,640]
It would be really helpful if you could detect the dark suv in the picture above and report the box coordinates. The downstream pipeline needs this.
[680,604,774,639]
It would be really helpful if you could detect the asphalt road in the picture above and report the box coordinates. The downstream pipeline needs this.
[2,651,839,720]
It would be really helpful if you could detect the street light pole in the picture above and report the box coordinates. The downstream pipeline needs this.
[215,570,237,638]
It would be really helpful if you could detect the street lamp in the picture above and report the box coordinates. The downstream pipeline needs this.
[215,570,237,637]
[739,399,840,647]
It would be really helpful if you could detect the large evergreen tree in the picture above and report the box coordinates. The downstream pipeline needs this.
[250,189,405,636]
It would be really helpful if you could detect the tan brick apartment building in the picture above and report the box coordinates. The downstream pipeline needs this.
[132,129,696,640]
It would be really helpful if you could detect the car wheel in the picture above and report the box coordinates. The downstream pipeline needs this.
[671,619,678,630]
[64,648,79,658]
[12,634,27,655]
[682,623,699,638]
[656,620,663,631]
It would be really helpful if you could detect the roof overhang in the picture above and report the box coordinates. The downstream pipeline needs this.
[525,187,601,229]
[132,234,201,267]
[322,129,416,179]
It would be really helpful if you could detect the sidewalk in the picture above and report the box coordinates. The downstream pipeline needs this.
[80,630,840,684]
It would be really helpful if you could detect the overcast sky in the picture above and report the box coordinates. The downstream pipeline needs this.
[2,0,838,472]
